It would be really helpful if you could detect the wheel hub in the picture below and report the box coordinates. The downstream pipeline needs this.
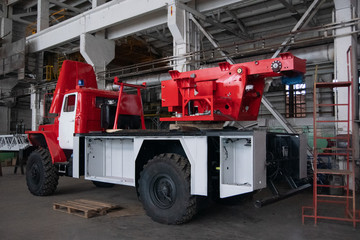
[30,164,41,184]
[151,174,176,209]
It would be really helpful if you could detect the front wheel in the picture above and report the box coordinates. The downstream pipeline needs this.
[138,153,197,224]
[26,148,59,196]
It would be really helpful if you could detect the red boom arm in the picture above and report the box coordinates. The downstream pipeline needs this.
[160,53,306,122]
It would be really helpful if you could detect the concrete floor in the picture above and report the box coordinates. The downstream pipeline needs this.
[0,166,358,240]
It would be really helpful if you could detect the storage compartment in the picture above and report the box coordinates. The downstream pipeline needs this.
[219,131,266,198]
[266,133,307,180]
[221,138,252,186]
[85,137,136,186]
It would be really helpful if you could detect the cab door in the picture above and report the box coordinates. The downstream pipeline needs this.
[58,93,77,149]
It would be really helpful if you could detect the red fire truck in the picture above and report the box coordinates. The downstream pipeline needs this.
[25,53,306,224]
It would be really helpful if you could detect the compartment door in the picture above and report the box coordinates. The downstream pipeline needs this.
[219,132,266,198]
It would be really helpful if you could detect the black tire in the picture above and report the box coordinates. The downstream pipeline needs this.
[26,148,59,196]
[92,181,115,188]
[138,153,197,224]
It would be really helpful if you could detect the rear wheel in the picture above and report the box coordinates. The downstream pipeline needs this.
[26,148,59,196]
[138,153,197,224]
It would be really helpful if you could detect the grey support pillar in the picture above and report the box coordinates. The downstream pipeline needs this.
[37,0,49,32]
[36,0,48,84]
[0,3,13,134]
[168,1,199,72]
[0,17,12,44]
[334,0,358,159]
[30,85,40,131]
[80,33,115,89]
[0,106,10,134]
[1,1,13,45]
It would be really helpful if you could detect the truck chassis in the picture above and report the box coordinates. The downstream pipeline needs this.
[71,130,266,224]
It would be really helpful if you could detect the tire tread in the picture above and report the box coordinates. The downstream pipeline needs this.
[139,153,197,224]
[26,148,59,196]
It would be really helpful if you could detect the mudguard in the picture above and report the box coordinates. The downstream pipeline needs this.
[27,131,67,163]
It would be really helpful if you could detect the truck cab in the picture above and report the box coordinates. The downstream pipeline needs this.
[26,61,144,186]
[58,88,119,149]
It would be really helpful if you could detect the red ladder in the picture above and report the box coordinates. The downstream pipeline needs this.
[302,49,359,227]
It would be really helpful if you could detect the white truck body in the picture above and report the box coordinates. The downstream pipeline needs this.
[73,130,267,198]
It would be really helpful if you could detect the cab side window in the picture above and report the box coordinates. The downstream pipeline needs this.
[63,95,76,112]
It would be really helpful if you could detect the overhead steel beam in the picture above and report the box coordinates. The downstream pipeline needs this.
[272,0,326,58]
[27,0,251,53]
[26,0,171,53]
[261,98,312,155]
[6,0,21,5]
[72,0,91,7]
[195,0,250,13]
[224,9,251,38]
[12,12,38,18]
[133,35,162,56]
[12,9,77,24]
[178,3,250,40]
[142,31,170,43]
[11,16,33,25]
[48,0,82,13]
[261,97,297,133]
[291,0,324,32]
[189,14,235,64]
[277,0,302,20]
[22,0,38,9]
[22,0,67,9]
[106,8,168,41]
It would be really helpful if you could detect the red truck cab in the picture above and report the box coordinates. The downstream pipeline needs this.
[27,60,144,164]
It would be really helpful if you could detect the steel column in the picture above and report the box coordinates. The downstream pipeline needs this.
[37,0,49,32]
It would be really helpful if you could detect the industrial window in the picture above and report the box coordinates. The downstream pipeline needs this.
[63,94,76,112]
[285,84,306,118]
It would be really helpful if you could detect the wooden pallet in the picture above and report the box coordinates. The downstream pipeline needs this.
[53,199,121,218]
